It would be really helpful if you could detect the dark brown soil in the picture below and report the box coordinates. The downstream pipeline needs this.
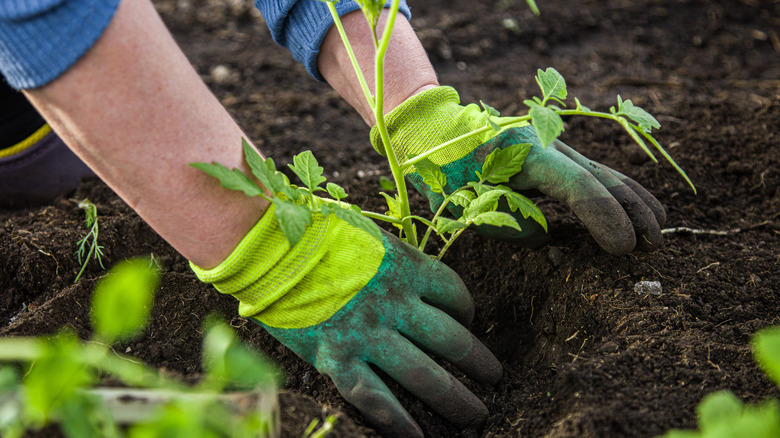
[2,0,779,437]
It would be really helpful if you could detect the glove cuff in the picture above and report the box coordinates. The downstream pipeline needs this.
[190,203,331,318]
[190,203,385,329]
[369,86,494,170]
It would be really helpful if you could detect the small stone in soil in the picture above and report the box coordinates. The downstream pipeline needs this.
[634,280,663,296]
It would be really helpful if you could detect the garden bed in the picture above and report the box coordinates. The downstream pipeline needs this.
[2,0,779,436]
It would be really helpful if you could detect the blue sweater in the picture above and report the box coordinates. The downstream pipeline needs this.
[0,0,410,89]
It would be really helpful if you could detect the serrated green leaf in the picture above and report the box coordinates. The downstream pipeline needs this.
[617,97,661,133]
[379,192,403,230]
[379,175,396,191]
[326,182,348,201]
[530,105,565,147]
[380,192,401,218]
[462,189,503,221]
[448,190,476,208]
[190,162,264,198]
[754,326,780,388]
[272,198,312,246]
[536,67,567,103]
[289,150,327,192]
[618,117,657,162]
[480,101,502,132]
[435,217,468,235]
[697,390,744,431]
[92,259,159,343]
[467,181,491,196]
[243,139,288,195]
[413,158,448,194]
[480,143,532,184]
[471,211,523,231]
[480,100,501,117]
[203,318,277,390]
[24,332,94,424]
[500,188,548,231]
[329,205,382,241]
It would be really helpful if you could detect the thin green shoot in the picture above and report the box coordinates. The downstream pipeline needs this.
[303,415,337,438]
[74,199,105,283]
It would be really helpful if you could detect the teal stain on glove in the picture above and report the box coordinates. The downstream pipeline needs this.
[371,86,667,255]
[257,231,501,437]
[192,205,501,437]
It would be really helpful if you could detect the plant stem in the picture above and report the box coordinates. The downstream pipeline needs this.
[372,0,417,246]
[324,2,374,109]
[417,197,451,253]
[401,116,528,171]
[327,0,416,245]
[437,228,466,260]
[361,210,402,224]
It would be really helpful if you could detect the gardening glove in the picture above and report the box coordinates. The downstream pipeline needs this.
[370,86,667,255]
[0,124,93,209]
[191,203,502,438]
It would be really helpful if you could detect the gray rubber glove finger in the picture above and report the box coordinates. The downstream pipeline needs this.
[399,301,502,385]
[415,249,475,326]
[509,140,637,255]
[368,332,490,430]
[323,359,424,438]
[551,140,664,251]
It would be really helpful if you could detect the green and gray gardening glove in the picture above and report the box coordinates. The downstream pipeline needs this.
[191,203,502,438]
[370,86,667,255]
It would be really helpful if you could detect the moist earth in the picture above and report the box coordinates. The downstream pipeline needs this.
[2,0,779,436]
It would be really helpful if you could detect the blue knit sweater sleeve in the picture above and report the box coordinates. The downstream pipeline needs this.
[255,0,411,81]
[0,0,121,89]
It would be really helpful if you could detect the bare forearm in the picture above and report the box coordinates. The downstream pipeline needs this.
[24,0,267,269]
[317,10,439,126]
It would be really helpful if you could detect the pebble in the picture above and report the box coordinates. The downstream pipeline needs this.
[634,280,663,296]
[547,247,564,266]
[210,65,232,84]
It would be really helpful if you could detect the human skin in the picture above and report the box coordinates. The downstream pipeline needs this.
[23,0,267,269]
[22,3,433,270]
[317,10,439,126]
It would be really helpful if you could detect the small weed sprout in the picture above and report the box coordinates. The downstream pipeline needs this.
[303,415,337,438]
[74,198,105,283]
[193,0,693,260]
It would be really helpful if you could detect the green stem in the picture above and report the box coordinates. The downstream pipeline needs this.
[324,2,375,109]
[417,196,452,253]
[407,215,435,229]
[436,228,467,260]
[81,342,185,390]
[401,116,528,171]
[361,210,402,224]
[373,0,417,245]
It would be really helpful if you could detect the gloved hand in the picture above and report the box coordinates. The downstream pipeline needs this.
[191,203,502,437]
[371,86,667,255]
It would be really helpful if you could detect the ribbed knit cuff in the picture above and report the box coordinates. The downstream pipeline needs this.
[370,86,530,169]
[255,0,411,81]
[0,0,121,89]
[190,204,332,318]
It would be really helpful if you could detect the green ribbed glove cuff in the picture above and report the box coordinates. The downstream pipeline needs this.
[190,204,386,329]
[369,86,528,171]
